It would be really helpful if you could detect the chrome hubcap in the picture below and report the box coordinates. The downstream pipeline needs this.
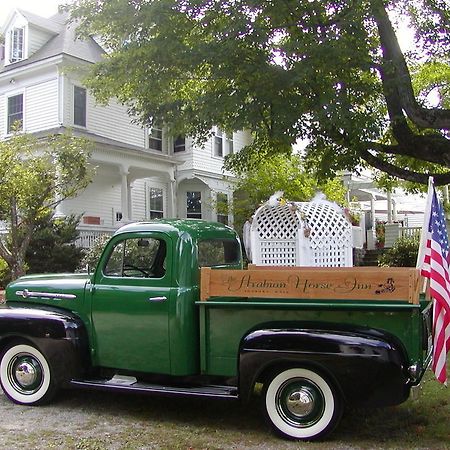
[15,361,39,387]
[276,378,325,428]
[286,388,315,417]
[8,354,43,394]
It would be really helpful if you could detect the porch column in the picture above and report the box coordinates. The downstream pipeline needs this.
[387,191,393,223]
[370,194,376,229]
[167,177,177,218]
[367,194,377,250]
[120,165,130,222]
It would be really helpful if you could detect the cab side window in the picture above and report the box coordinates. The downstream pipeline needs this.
[104,237,166,278]
[198,239,240,267]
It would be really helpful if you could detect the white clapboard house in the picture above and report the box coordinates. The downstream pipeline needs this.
[0,9,252,246]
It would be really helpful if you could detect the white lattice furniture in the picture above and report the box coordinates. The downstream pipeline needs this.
[249,201,353,267]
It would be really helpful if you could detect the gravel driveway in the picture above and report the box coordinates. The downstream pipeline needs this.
[0,381,448,450]
[0,388,291,450]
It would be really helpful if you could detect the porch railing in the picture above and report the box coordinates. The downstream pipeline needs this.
[75,227,115,249]
[400,226,421,239]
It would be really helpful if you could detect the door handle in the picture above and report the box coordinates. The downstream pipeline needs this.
[148,296,167,302]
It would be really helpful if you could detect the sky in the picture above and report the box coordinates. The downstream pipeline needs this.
[0,0,69,24]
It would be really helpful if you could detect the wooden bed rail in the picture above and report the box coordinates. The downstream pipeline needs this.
[200,266,421,304]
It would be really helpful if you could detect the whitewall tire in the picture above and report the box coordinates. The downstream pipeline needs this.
[263,367,342,441]
[0,343,56,405]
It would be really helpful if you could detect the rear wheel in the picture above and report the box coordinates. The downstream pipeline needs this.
[263,367,342,441]
[0,343,57,405]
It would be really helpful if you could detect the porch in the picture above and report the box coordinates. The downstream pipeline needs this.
[75,226,115,249]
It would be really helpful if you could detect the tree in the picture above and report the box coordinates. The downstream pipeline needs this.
[26,213,85,275]
[231,154,346,233]
[68,0,450,185]
[0,131,93,279]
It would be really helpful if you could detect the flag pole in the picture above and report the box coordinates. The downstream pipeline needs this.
[416,177,434,270]
[417,177,434,294]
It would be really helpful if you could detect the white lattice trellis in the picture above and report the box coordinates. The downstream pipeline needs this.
[249,201,353,267]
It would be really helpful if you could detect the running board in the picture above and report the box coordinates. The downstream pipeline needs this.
[70,378,239,400]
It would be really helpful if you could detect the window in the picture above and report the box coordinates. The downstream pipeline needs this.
[226,133,234,155]
[104,237,166,278]
[7,94,23,133]
[149,188,164,219]
[214,128,223,157]
[216,193,229,225]
[198,239,240,267]
[9,27,24,63]
[214,128,234,157]
[173,135,185,153]
[74,86,87,127]
[187,191,202,219]
[149,126,163,151]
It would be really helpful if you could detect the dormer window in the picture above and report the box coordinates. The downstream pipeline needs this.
[9,27,24,63]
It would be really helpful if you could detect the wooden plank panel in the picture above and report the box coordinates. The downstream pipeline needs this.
[200,267,211,301]
[201,267,420,303]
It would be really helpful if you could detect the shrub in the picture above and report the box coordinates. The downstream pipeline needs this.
[79,234,112,272]
[378,235,420,267]
[0,257,11,289]
[375,220,386,249]
[26,213,85,274]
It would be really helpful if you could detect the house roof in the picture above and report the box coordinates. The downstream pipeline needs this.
[16,9,63,34]
[0,9,105,73]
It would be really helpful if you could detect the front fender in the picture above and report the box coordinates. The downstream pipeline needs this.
[0,303,90,383]
[239,327,410,408]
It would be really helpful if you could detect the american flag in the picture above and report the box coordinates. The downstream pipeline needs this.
[418,180,450,384]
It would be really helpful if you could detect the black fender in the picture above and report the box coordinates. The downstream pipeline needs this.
[0,304,90,385]
[239,326,411,408]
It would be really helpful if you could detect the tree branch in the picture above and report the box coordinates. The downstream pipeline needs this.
[371,0,450,129]
[360,148,450,185]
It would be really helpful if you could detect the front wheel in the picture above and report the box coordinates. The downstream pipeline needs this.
[0,342,57,405]
[263,367,342,441]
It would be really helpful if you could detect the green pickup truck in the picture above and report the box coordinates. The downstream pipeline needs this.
[0,220,432,440]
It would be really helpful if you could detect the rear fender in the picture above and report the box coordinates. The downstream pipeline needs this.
[239,327,410,408]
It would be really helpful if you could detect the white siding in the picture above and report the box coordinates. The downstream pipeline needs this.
[61,166,122,228]
[174,130,251,176]
[0,94,5,136]
[88,99,144,148]
[131,179,147,220]
[63,173,172,226]
[25,78,59,132]
[61,75,72,127]
[170,136,194,169]
[0,70,59,137]
[28,27,53,57]
[62,75,145,148]
[192,130,251,176]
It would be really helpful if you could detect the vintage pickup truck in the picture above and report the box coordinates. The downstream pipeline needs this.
[0,219,432,440]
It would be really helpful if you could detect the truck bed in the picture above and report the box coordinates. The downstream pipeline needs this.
[198,266,430,377]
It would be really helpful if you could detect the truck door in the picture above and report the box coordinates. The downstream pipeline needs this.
[90,232,172,374]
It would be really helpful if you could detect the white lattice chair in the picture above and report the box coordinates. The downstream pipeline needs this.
[249,201,353,267]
